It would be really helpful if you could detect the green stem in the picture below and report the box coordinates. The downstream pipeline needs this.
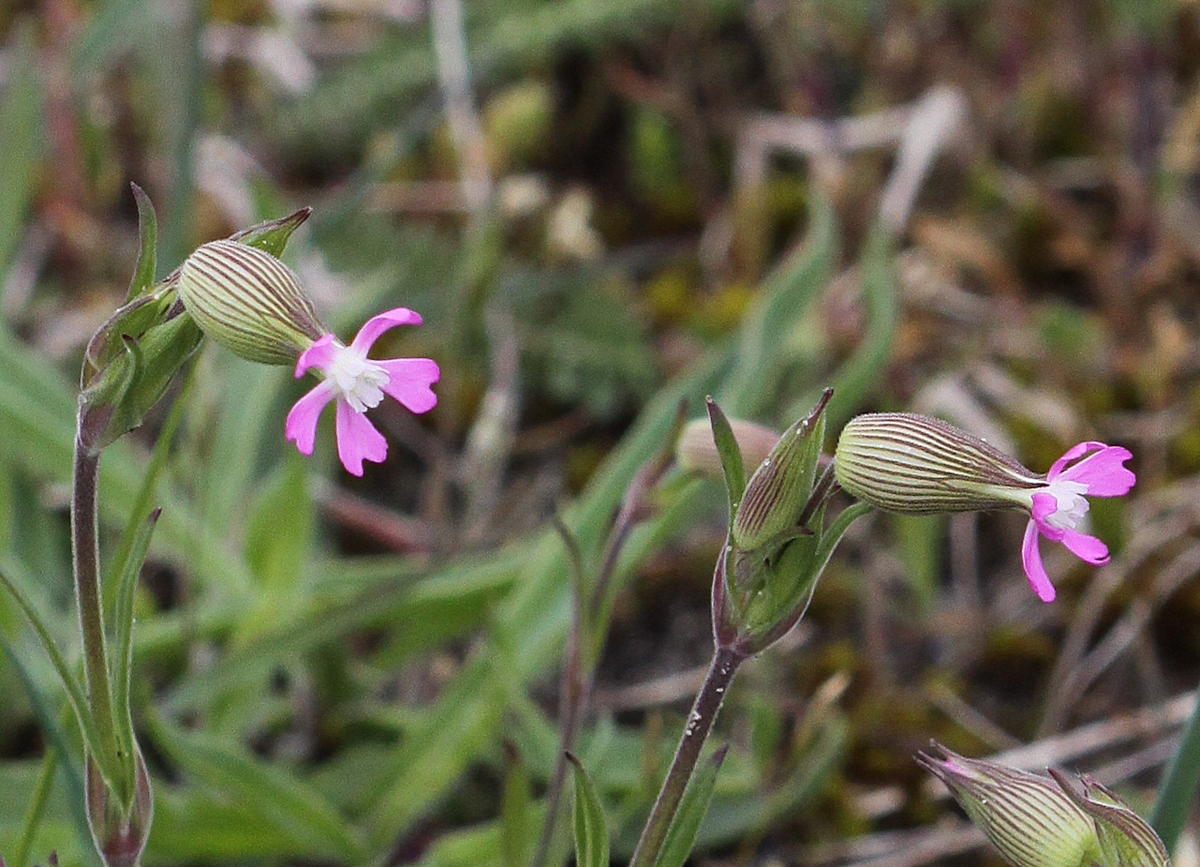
[72,437,121,792]
[628,645,744,867]
[1150,691,1200,851]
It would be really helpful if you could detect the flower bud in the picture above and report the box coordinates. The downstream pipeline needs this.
[706,391,869,655]
[676,417,780,478]
[917,743,1100,867]
[731,391,829,550]
[176,239,327,365]
[834,412,1040,515]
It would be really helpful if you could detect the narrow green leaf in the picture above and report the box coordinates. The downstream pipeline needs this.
[69,0,152,85]
[0,323,253,591]
[500,745,533,867]
[3,648,100,866]
[656,745,729,867]
[111,507,160,795]
[722,193,837,416]
[567,752,609,867]
[705,398,746,522]
[0,567,107,776]
[1151,694,1200,851]
[149,717,368,862]
[125,184,159,301]
[0,24,42,280]
[196,358,287,539]
[104,362,193,618]
[823,219,897,431]
[160,552,516,710]
[890,513,943,611]
[148,785,336,861]
[12,742,57,867]
[366,659,505,845]
[236,456,312,645]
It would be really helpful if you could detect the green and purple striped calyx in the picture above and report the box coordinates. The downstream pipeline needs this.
[176,238,327,365]
[918,743,1098,867]
[918,743,1169,867]
[706,391,868,654]
[834,412,1041,515]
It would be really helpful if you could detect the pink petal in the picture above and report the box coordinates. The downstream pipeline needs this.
[378,357,440,414]
[1057,445,1135,497]
[1046,441,1107,480]
[1059,528,1110,565]
[350,308,423,354]
[286,383,336,455]
[335,400,388,476]
[295,334,339,378]
[1030,491,1064,541]
[1021,519,1056,602]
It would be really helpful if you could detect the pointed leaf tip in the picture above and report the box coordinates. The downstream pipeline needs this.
[568,752,610,867]
[704,397,747,522]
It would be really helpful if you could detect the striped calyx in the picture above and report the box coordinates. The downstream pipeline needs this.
[177,239,327,365]
[917,744,1102,867]
[834,412,1041,515]
[731,391,828,550]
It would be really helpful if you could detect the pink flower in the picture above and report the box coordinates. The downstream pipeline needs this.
[1019,442,1135,602]
[835,414,1137,603]
[285,308,439,476]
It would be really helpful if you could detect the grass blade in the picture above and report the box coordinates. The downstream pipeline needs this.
[567,752,609,867]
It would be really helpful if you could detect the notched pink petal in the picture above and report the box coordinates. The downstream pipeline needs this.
[350,307,423,353]
[1046,441,1106,479]
[1059,528,1110,565]
[286,383,335,455]
[1058,445,1135,497]
[295,334,338,378]
[378,357,439,414]
[335,400,388,476]
[1022,519,1056,602]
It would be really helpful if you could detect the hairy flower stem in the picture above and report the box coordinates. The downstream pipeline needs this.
[72,436,120,787]
[628,645,745,867]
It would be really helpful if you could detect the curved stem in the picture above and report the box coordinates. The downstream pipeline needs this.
[72,437,120,788]
[628,645,744,867]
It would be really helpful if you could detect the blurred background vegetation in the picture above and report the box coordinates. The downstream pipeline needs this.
[1,0,1199,864]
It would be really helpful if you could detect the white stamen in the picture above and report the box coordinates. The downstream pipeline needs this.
[325,343,390,413]
[1043,478,1089,530]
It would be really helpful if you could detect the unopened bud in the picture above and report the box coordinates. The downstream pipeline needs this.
[834,412,1039,515]
[732,391,829,550]
[917,743,1099,867]
[176,239,327,365]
